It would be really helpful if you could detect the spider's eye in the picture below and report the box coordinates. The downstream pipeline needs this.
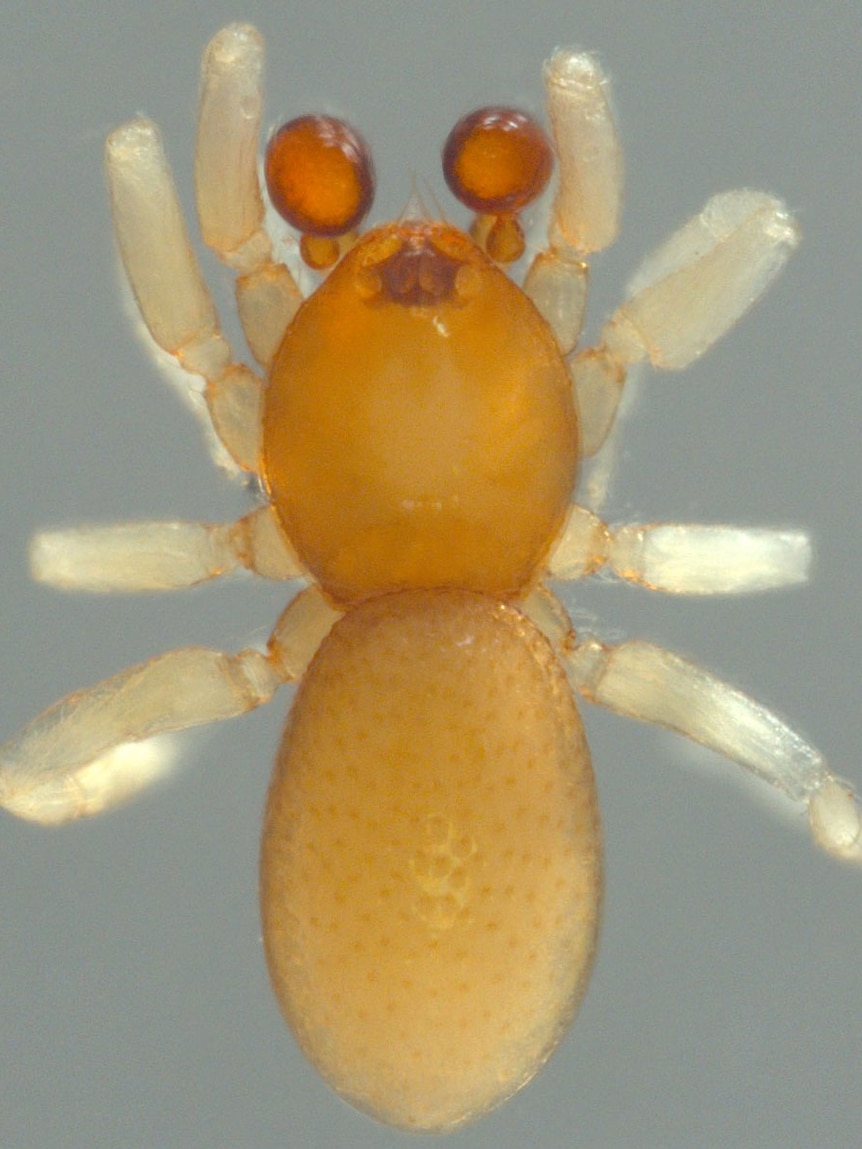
[265,115,375,265]
[442,107,552,217]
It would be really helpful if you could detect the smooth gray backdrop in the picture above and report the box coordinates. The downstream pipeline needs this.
[1,2,860,1147]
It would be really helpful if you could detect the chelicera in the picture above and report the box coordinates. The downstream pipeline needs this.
[1,22,858,1134]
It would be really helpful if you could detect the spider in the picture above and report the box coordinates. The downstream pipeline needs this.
[0,22,858,1134]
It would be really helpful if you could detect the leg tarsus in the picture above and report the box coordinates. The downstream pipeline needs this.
[809,780,862,862]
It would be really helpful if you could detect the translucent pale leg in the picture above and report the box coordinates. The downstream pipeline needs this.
[0,588,340,825]
[523,50,622,355]
[549,504,811,594]
[564,635,861,864]
[195,24,303,369]
[544,50,622,254]
[29,506,303,592]
[572,190,800,459]
[526,53,799,510]
[106,117,263,473]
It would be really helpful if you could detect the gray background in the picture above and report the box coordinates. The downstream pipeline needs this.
[1,2,860,1147]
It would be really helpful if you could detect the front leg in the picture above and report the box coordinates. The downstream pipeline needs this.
[522,49,623,355]
[572,191,798,513]
[195,24,303,369]
[106,118,265,473]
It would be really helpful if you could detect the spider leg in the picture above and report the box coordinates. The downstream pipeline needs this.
[564,630,861,863]
[29,506,302,592]
[549,505,811,595]
[574,190,799,509]
[196,24,303,369]
[522,53,799,514]
[522,50,622,355]
[0,587,338,824]
[106,117,263,473]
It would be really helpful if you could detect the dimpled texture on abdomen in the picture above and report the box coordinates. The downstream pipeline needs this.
[260,588,601,1131]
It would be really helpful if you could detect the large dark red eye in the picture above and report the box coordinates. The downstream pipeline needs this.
[265,115,375,237]
[442,106,552,216]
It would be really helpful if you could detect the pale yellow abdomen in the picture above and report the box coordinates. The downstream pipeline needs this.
[260,589,602,1131]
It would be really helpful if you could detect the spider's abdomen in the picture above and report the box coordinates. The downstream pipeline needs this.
[261,222,578,605]
[260,589,601,1131]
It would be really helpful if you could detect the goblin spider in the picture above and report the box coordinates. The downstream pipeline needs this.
[1,22,859,1134]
